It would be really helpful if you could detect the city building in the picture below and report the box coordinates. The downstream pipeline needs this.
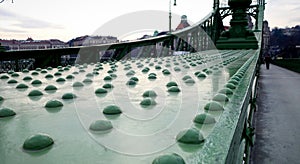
[262,20,271,56]
[0,38,67,51]
[68,35,118,47]
[138,35,152,40]
[281,26,300,36]
[247,15,254,30]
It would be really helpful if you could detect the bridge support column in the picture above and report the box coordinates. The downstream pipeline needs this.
[216,0,258,49]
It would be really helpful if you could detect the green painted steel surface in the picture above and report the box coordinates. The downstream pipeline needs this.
[0,49,259,163]
[0,0,265,163]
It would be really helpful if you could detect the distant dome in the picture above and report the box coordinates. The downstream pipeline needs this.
[26,37,34,41]
[176,15,190,30]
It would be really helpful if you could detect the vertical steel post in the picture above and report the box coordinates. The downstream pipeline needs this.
[169,0,177,33]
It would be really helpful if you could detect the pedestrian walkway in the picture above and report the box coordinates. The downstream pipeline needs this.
[251,64,300,164]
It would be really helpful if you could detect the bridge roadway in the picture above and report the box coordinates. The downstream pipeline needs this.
[251,64,300,163]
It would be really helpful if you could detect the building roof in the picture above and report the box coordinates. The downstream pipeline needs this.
[176,15,190,30]
[0,38,66,47]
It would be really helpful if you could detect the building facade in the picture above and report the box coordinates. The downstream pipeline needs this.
[262,21,271,56]
[0,38,67,51]
[0,35,118,51]
[68,35,118,47]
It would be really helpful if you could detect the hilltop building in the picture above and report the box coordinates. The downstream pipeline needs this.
[268,25,300,58]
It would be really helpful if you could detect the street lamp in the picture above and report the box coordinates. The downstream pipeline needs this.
[169,0,177,33]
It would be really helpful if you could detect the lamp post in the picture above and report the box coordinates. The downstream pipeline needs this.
[169,0,177,33]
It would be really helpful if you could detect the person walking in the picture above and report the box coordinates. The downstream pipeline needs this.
[264,55,271,69]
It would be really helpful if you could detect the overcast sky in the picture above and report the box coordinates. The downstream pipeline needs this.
[0,0,299,42]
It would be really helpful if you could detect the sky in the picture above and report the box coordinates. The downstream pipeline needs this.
[0,0,299,42]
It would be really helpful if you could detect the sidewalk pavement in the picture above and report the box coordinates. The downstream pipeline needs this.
[251,64,300,164]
